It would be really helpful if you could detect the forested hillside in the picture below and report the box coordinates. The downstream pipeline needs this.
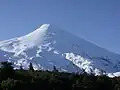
[0,61,119,90]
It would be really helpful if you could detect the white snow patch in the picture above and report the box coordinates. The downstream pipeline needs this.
[53,50,60,55]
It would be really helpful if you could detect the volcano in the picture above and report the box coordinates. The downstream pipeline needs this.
[0,24,120,76]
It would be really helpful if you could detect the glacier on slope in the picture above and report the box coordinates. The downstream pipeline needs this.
[0,24,120,75]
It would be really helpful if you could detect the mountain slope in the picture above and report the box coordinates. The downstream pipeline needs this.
[0,24,120,75]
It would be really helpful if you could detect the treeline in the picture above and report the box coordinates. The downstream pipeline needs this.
[0,61,120,90]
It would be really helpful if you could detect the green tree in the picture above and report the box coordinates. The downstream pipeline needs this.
[20,65,24,71]
[29,63,34,71]
[1,78,22,90]
[114,84,120,90]
[53,66,58,72]
[0,61,14,80]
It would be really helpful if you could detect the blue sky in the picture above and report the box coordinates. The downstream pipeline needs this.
[0,0,120,53]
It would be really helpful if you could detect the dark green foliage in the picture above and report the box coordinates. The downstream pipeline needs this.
[0,61,120,90]
[0,61,14,80]
[20,65,24,71]
[53,66,58,72]
[29,63,34,71]
[1,78,22,90]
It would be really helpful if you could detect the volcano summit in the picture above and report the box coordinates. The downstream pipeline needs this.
[0,24,120,76]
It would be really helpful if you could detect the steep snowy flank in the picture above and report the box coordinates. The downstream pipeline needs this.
[0,24,120,76]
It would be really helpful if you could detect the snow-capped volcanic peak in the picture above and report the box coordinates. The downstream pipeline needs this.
[0,24,120,76]
[0,24,50,54]
[18,24,50,47]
